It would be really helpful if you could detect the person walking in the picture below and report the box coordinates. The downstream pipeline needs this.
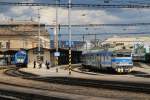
[33,60,36,68]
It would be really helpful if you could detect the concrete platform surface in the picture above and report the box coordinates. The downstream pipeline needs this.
[20,63,150,84]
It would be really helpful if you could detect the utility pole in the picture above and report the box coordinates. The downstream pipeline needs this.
[55,0,59,67]
[68,0,72,75]
[38,8,41,61]
[94,34,97,47]
[85,28,88,50]
[58,24,61,48]
[82,34,85,42]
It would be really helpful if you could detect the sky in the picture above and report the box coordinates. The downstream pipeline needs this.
[1,0,150,41]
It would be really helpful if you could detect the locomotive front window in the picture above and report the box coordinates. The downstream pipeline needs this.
[17,56,25,59]
[117,54,124,57]
[124,54,131,57]
[115,53,131,57]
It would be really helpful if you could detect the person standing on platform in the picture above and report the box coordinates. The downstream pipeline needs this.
[45,60,49,69]
[33,60,36,68]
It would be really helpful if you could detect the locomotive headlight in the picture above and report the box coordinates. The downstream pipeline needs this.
[117,68,121,73]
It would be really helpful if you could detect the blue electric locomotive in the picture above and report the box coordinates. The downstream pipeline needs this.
[15,50,28,67]
[82,49,133,73]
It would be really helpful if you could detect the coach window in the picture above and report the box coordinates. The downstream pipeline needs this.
[106,54,109,60]
[108,55,111,60]
[103,55,105,61]
[104,54,105,61]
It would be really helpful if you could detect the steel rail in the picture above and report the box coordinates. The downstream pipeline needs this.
[4,67,150,94]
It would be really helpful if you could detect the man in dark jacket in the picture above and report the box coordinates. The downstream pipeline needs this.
[33,60,36,68]
[45,60,50,69]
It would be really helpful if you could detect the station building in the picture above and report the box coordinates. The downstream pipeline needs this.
[0,20,50,65]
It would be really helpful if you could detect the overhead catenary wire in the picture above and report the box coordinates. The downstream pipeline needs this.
[1,2,150,8]
[0,32,150,36]
[2,23,150,28]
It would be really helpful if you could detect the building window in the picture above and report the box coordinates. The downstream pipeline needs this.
[6,42,10,49]
[33,48,44,54]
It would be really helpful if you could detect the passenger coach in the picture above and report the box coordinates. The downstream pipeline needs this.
[82,49,133,73]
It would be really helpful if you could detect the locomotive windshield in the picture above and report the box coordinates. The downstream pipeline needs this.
[17,56,25,59]
[112,53,131,57]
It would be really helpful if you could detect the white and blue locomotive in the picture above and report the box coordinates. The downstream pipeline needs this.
[15,50,28,67]
[82,49,133,73]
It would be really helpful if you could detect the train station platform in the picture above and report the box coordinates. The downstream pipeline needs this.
[20,63,150,84]
[23,63,74,77]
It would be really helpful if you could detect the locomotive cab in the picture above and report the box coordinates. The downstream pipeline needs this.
[15,50,28,68]
[112,50,133,73]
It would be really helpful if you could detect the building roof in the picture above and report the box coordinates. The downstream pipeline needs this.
[0,20,45,26]
[105,37,138,42]
[27,47,50,51]
[0,21,49,36]
[28,47,82,53]
[103,36,150,43]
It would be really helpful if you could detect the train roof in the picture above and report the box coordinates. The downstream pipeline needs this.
[82,50,112,55]
[113,49,132,53]
[82,49,132,56]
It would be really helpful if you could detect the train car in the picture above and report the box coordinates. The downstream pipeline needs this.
[15,50,28,67]
[82,49,133,73]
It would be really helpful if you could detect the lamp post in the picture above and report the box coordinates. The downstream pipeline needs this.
[38,8,41,60]
[85,28,88,50]
[54,0,59,67]
[68,0,72,75]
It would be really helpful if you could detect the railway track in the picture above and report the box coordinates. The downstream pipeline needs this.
[4,67,38,78]
[4,67,150,94]
[0,82,94,100]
